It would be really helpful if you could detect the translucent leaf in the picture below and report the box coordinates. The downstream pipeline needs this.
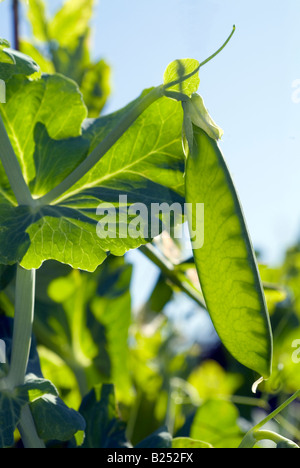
[0,75,185,271]
[163,58,200,97]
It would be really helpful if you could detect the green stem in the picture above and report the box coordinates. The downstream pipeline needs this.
[38,86,164,206]
[163,26,236,92]
[7,266,36,388]
[5,265,45,448]
[222,395,270,410]
[12,0,20,51]
[239,390,300,448]
[254,431,299,448]
[276,415,300,441]
[126,389,142,442]
[139,244,206,309]
[18,405,46,449]
[0,116,34,206]
[165,386,176,436]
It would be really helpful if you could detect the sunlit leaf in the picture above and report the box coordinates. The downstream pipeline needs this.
[164,59,200,97]
[0,76,185,271]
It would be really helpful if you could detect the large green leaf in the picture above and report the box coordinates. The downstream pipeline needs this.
[0,74,87,186]
[185,127,273,378]
[0,75,185,271]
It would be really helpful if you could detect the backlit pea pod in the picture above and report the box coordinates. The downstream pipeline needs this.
[185,127,273,379]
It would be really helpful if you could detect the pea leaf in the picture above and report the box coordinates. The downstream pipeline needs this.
[0,75,185,272]
[22,374,59,402]
[0,368,59,448]
[30,394,86,442]
[185,128,273,378]
[0,74,87,186]
[163,59,200,97]
[0,47,39,82]
[78,384,131,448]
[0,387,28,448]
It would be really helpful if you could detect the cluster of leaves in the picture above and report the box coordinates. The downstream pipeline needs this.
[2,237,300,448]
[0,0,299,449]
[20,0,110,117]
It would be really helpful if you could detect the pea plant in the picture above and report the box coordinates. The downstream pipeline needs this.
[0,0,299,450]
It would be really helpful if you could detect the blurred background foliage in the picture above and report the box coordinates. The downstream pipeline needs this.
[20,0,110,117]
[0,0,299,448]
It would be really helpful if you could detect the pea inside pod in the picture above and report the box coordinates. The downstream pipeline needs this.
[185,127,273,379]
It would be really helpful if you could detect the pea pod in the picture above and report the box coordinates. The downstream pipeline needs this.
[185,127,273,378]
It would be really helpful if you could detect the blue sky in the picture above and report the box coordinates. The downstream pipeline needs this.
[1,0,300,267]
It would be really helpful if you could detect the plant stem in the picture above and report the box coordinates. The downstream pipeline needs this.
[239,390,300,448]
[0,115,34,206]
[139,244,206,309]
[7,266,36,388]
[18,405,46,449]
[165,385,176,436]
[163,26,236,92]
[38,86,164,206]
[5,265,45,448]
[254,430,299,448]
[12,0,20,51]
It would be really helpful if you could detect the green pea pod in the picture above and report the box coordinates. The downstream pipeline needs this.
[186,127,273,378]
